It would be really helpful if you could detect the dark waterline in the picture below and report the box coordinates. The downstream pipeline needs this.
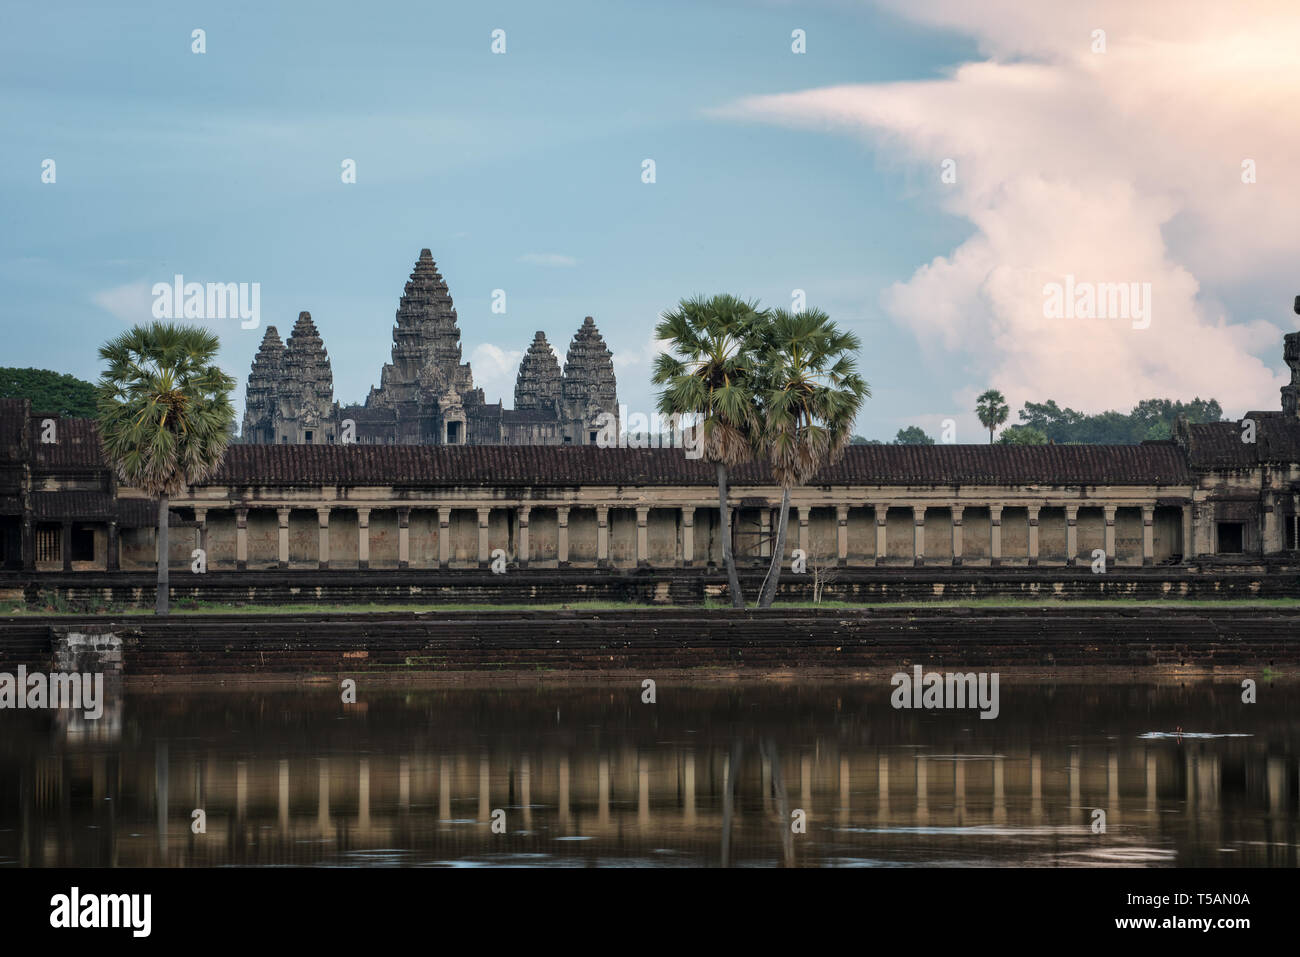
[1,677,1297,867]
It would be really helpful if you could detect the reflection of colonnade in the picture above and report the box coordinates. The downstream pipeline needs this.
[12,739,1295,866]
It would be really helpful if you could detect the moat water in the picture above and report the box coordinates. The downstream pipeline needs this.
[1,677,1296,867]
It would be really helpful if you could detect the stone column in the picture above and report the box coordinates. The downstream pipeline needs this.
[517,505,531,569]
[61,522,72,571]
[1027,505,1040,566]
[636,506,649,567]
[1103,505,1117,563]
[989,505,1003,566]
[107,520,120,571]
[277,507,290,569]
[1180,504,1193,561]
[1141,504,1154,565]
[356,508,370,569]
[760,508,772,560]
[950,506,963,566]
[1262,491,1277,555]
[836,505,848,567]
[194,508,208,563]
[557,507,570,567]
[596,506,610,567]
[875,506,888,565]
[317,507,331,570]
[437,507,450,568]
[681,506,695,567]
[1065,505,1079,566]
[797,506,809,555]
[912,505,925,566]
[235,507,248,571]
[477,507,490,568]
[397,507,410,569]
[21,516,34,571]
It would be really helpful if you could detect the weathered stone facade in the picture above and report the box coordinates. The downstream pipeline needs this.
[240,249,620,447]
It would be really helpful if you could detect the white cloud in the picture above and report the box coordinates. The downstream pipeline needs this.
[720,0,1300,415]
[91,280,155,324]
[518,253,578,267]
[469,342,524,407]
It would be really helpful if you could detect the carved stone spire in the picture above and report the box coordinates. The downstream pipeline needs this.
[1284,297,1300,417]
[242,325,284,440]
[562,316,617,407]
[514,331,562,411]
[279,312,333,436]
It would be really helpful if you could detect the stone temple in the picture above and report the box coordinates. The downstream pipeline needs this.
[240,249,619,446]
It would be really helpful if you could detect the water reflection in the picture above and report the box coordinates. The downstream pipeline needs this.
[0,679,1297,867]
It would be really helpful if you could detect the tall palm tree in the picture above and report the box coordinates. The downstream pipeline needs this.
[755,308,868,608]
[96,323,236,615]
[975,389,1009,444]
[653,294,765,609]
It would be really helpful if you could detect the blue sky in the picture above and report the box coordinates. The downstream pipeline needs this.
[4,0,1296,440]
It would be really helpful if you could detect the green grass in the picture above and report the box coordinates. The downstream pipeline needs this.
[6,596,1300,617]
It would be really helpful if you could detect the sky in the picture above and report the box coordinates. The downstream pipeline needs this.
[3,0,1298,442]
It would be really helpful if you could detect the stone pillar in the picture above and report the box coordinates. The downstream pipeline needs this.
[989,505,1003,566]
[61,522,72,571]
[21,516,34,571]
[875,506,888,565]
[596,506,609,567]
[681,506,695,567]
[557,507,570,567]
[1065,505,1079,566]
[950,506,963,566]
[194,508,208,563]
[357,508,370,569]
[397,507,410,569]
[636,506,649,567]
[477,507,490,568]
[1180,504,1193,561]
[797,506,809,555]
[1027,505,1040,566]
[437,507,450,568]
[107,520,120,571]
[235,507,248,571]
[760,508,772,560]
[1262,491,1277,555]
[1141,504,1154,565]
[277,507,290,569]
[912,505,925,566]
[1103,505,1117,563]
[517,505,531,569]
[317,507,331,570]
[836,505,848,567]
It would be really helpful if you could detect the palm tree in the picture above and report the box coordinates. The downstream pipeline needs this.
[975,389,1009,443]
[96,323,236,615]
[755,308,868,608]
[653,294,765,609]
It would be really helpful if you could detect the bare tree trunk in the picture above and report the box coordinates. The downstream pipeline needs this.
[716,462,744,609]
[155,493,169,616]
[758,488,791,608]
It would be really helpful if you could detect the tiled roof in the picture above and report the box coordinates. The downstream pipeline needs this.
[197,441,1193,488]
[1184,414,1300,468]
[0,398,27,460]
[30,492,157,526]
[30,417,104,471]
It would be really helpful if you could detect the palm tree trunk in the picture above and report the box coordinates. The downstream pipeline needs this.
[758,488,791,608]
[155,493,169,616]
[716,462,745,609]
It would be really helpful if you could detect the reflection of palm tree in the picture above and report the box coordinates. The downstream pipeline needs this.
[721,739,743,867]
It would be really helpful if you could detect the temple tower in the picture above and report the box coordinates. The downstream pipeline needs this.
[560,317,619,445]
[275,311,336,444]
[242,325,284,443]
[514,332,562,412]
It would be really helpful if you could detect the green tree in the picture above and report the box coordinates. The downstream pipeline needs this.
[975,389,1009,443]
[0,368,98,417]
[653,295,765,609]
[997,424,1048,445]
[850,435,882,445]
[755,308,868,608]
[96,323,235,615]
[893,425,934,445]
